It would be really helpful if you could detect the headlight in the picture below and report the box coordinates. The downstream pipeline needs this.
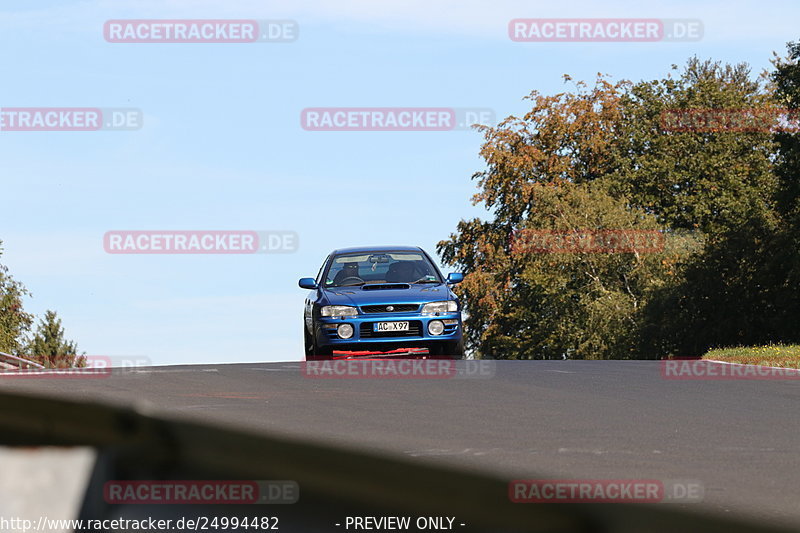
[337,323,354,339]
[321,305,358,317]
[421,301,458,316]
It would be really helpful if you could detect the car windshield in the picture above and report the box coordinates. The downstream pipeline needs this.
[325,252,441,287]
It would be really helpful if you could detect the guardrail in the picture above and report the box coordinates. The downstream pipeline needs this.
[0,351,45,369]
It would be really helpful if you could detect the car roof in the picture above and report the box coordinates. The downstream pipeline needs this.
[331,245,424,255]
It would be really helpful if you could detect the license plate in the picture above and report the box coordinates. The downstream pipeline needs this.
[374,321,410,332]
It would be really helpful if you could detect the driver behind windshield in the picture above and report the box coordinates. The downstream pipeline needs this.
[332,262,360,285]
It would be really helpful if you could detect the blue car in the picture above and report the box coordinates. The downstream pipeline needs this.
[299,246,465,359]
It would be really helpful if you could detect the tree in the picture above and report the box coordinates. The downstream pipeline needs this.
[26,310,85,368]
[638,217,797,357]
[772,40,800,312]
[772,41,800,220]
[440,57,785,359]
[643,43,800,356]
[440,181,698,359]
[608,58,780,235]
[0,241,33,355]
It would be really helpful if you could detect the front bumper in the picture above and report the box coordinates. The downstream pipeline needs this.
[314,312,462,348]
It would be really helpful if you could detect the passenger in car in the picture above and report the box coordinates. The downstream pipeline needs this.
[385,261,416,283]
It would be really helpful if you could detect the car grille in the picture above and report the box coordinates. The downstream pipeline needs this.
[360,321,422,338]
[361,304,419,314]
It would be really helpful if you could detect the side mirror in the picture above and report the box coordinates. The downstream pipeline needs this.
[447,273,464,285]
[298,278,318,289]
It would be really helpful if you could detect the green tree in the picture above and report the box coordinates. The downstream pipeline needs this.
[0,241,33,355]
[440,57,785,359]
[641,44,800,356]
[771,40,800,318]
[607,58,780,235]
[638,218,795,356]
[773,41,800,220]
[773,40,800,336]
[26,310,84,368]
[440,182,697,359]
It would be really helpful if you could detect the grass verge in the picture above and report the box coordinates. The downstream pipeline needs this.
[702,344,800,368]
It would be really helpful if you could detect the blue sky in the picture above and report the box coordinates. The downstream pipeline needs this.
[1,0,797,364]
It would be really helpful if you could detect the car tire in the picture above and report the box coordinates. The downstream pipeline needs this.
[303,323,314,355]
[443,340,465,359]
[304,323,332,360]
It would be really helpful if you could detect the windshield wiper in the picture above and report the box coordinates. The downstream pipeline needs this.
[412,278,441,284]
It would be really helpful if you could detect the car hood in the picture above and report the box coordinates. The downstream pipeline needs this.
[321,283,453,307]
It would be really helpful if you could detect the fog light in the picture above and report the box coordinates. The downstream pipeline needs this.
[428,320,444,336]
[337,323,354,339]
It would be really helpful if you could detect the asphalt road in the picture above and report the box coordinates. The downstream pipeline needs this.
[2,360,800,528]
